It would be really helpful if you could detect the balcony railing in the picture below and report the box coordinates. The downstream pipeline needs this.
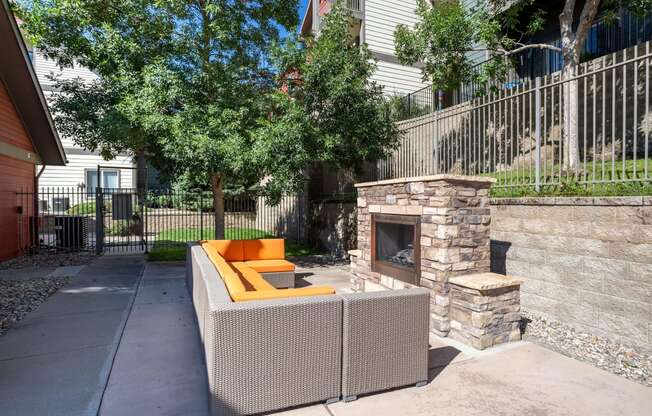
[347,0,362,13]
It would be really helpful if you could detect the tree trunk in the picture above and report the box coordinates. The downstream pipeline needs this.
[562,52,581,176]
[210,173,225,239]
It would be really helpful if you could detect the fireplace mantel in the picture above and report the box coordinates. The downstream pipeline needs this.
[354,174,496,188]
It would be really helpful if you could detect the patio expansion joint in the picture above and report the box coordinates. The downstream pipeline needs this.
[0,342,120,363]
[95,262,146,413]
[27,306,138,320]
[323,403,337,416]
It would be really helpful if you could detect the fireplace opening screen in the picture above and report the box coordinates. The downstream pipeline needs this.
[371,214,420,285]
[376,222,415,268]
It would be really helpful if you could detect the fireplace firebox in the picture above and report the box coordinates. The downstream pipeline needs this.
[371,214,421,285]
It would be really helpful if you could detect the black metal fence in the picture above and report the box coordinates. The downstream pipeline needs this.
[16,188,308,255]
[398,9,652,120]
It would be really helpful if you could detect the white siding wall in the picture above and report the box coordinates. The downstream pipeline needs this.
[33,50,98,89]
[363,0,429,96]
[371,60,427,96]
[364,0,420,55]
[38,153,134,189]
[33,50,136,189]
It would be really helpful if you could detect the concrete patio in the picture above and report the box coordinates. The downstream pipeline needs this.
[0,256,650,416]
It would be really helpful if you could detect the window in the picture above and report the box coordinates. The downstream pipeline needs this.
[86,170,120,193]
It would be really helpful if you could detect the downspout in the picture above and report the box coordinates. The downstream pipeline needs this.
[32,164,46,253]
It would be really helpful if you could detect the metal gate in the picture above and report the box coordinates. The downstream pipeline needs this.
[20,187,308,256]
[95,187,147,254]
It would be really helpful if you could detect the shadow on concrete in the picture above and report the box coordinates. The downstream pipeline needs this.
[294,272,315,287]
[427,345,462,383]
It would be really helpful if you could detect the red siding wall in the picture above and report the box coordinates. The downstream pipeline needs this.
[0,79,37,261]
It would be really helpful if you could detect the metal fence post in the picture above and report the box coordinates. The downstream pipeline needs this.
[433,113,439,174]
[95,187,103,254]
[534,76,542,193]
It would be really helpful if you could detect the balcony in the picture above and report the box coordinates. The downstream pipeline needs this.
[347,0,362,13]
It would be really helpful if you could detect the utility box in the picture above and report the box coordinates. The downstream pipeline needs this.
[55,216,87,249]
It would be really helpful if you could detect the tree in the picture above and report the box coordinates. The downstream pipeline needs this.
[394,0,651,175]
[19,0,400,240]
[18,0,300,238]
[262,2,401,187]
[17,0,177,189]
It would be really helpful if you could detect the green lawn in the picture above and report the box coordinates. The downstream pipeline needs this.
[486,159,652,197]
[148,227,323,261]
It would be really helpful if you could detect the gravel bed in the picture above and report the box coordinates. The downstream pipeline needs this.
[0,277,70,336]
[521,310,651,387]
[0,252,95,270]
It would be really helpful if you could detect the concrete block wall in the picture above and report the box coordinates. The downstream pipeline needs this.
[491,196,652,352]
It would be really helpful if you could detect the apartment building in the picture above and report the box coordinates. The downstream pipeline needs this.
[300,0,429,96]
[32,50,135,203]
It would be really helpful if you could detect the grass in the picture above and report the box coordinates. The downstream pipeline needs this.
[148,227,323,261]
[486,158,652,198]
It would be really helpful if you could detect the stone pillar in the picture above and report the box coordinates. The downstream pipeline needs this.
[448,273,523,349]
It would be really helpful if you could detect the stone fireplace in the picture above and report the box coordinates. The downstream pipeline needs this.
[350,175,522,349]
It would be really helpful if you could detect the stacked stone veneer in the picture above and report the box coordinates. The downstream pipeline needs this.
[491,196,652,352]
[448,273,523,349]
[351,175,495,336]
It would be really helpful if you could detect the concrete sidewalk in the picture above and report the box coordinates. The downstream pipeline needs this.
[2,259,651,416]
[0,255,145,416]
[98,261,208,416]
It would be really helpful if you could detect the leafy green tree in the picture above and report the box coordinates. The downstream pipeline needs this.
[395,0,651,175]
[19,0,400,239]
[261,2,401,190]
[17,0,177,189]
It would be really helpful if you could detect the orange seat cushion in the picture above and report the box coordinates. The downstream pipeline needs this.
[243,239,285,261]
[244,259,295,273]
[202,240,244,261]
[231,286,336,302]
[201,243,246,297]
[230,262,276,291]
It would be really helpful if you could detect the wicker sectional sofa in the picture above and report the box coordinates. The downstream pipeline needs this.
[187,240,430,415]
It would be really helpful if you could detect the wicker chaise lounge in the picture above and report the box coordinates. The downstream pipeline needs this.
[187,240,429,415]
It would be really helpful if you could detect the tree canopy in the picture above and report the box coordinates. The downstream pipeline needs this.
[18,0,401,236]
[394,0,652,173]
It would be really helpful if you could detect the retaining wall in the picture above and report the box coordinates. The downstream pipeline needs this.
[491,196,652,352]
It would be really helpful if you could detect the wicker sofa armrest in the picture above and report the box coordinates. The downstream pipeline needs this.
[340,288,430,399]
[205,295,343,415]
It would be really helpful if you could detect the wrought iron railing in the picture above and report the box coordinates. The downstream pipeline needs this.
[397,9,652,120]
[380,41,652,196]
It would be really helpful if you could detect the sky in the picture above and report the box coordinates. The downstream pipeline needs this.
[280,0,309,38]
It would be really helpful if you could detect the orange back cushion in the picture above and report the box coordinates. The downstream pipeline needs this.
[201,242,246,297]
[243,239,285,260]
[203,239,244,261]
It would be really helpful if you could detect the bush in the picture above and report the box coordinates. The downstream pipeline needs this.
[66,201,112,215]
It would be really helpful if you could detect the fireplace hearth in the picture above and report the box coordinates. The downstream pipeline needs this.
[371,214,420,285]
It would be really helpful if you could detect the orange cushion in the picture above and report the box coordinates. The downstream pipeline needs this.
[243,239,285,261]
[244,259,295,273]
[230,262,276,291]
[203,240,244,261]
[201,243,246,297]
[231,286,336,302]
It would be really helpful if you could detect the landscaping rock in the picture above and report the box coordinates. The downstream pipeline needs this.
[0,277,70,336]
[521,309,651,387]
[0,252,95,270]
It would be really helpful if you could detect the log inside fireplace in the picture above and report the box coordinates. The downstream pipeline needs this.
[371,213,421,286]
